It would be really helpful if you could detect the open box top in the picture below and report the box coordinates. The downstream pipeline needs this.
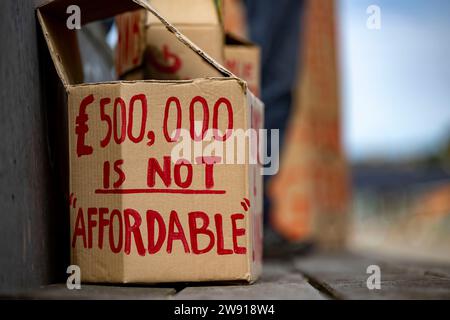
[37,0,234,87]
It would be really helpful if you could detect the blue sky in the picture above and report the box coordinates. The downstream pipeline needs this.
[337,0,450,161]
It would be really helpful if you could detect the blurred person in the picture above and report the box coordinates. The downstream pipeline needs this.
[242,0,311,256]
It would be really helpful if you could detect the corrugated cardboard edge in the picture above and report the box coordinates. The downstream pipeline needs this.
[242,86,252,284]
[248,89,264,283]
[66,77,246,89]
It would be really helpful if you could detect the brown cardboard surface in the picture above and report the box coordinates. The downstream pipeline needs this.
[37,0,263,283]
[67,79,261,283]
[116,0,225,79]
[225,33,261,97]
[144,25,224,80]
[146,0,221,25]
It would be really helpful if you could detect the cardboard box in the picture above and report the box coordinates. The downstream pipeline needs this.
[116,0,224,80]
[225,33,261,97]
[37,0,263,284]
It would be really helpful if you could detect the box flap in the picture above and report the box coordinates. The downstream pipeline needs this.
[146,0,220,25]
[37,10,83,86]
[37,0,233,86]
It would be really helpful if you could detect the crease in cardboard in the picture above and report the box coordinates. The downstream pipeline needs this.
[68,77,246,88]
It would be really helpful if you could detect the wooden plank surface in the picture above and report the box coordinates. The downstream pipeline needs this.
[3,252,450,299]
[13,284,176,300]
[294,252,450,300]
[174,261,326,300]
[369,255,450,279]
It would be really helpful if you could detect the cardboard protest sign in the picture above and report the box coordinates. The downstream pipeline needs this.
[225,33,261,98]
[37,0,263,283]
[116,0,224,80]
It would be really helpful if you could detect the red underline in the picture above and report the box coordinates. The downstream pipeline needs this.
[95,188,226,195]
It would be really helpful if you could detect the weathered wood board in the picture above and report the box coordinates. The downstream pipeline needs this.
[294,252,450,300]
[174,261,326,300]
[15,284,176,300]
